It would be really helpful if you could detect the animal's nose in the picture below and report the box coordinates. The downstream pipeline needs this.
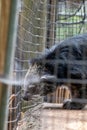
[22,92,32,101]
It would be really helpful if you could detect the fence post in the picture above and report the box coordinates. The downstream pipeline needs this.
[46,0,57,48]
[0,0,17,130]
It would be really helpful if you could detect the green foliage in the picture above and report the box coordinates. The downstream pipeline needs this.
[56,15,85,41]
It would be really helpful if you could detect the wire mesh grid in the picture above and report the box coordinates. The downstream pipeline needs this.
[7,0,87,130]
[55,0,86,41]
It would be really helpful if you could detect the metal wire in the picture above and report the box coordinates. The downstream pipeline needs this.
[6,0,87,130]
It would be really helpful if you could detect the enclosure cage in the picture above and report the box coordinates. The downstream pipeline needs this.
[0,0,87,130]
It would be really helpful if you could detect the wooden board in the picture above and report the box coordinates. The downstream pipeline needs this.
[41,104,87,130]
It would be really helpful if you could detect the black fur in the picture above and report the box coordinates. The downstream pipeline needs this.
[24,33,87,109]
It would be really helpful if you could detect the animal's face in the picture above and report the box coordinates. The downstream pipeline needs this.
[22,63,56,101]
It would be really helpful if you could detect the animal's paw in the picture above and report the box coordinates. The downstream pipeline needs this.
[63,99,85,110]
[40,74,57,84]
[40,75,57,95]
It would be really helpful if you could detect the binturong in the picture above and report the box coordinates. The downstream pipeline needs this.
[22,33,87,110]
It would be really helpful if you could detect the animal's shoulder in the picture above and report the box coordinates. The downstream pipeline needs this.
[54,33,87,51]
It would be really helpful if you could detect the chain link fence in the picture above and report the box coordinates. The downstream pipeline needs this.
[7,0,87,130]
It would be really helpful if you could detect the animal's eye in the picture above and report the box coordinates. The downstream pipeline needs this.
[37,65,45,75]
[37,65,42,71]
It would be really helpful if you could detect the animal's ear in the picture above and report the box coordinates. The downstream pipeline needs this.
[42,48,49,55]
[28,58,33,65]
[28,58,37,66]
[44,48,49,55]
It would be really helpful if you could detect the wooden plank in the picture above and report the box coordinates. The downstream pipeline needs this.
[0,0,11,130]
[0,0,11,116]
[43,103,62,109]
[41,108,87,130]
[0,0,11,108]
[0,0,11,75]
[0,1,17,130]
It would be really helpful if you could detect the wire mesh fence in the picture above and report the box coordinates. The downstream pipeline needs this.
[6,0,87,130]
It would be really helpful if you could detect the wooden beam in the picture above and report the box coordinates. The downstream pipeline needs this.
[0,0,17,130]
[0,0,11,75]
[0,1,11,129]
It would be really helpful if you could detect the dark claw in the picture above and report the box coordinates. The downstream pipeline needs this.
[63,99,85,110]
[40,74,57,84]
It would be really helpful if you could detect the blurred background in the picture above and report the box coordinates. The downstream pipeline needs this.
[0,0,87,130]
